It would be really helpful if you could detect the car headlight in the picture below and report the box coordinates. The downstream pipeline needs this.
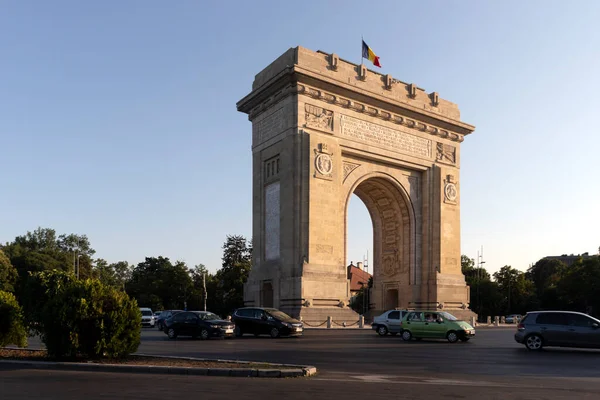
[282,322,292,328]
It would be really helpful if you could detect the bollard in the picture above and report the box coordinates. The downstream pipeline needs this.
[471,316,476,327]
[494,316,499,326]
[359,315,364,328]
[501,316,506,324]
[327,316,332,329]
[487,316,491,325]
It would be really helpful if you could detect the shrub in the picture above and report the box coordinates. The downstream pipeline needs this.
[23,270,141,359]
[41,279,142,359]
[21,269,74,335]
[0,290,27,347]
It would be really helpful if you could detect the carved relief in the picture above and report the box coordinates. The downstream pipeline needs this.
[382,249,406,277]
[444,174,458,204]
[342,161,360,182]
[314,143,333,180]
[305,104,333,132]
[444,183,457,202]
[436,142,456,164]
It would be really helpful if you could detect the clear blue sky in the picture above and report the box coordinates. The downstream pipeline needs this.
[1,1,599,276]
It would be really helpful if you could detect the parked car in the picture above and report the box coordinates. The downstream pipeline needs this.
[505,314,522,324]
[371,309,409,336]
[155,310,183,330]
[163,311,235,340]
[139,307,155,328]
[514,310,600,351]
[232,307,303,338]
[400,310,475,343]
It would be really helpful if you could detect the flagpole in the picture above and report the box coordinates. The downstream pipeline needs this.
[361,35,363,65]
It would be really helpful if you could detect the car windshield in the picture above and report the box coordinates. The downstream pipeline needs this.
[439,312,458,321]
[141,310,153,316]
[198,312,221,321]
[268,310,293,320]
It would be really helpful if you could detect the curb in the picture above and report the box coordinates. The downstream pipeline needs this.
[0,349,317,378]
[0,359,317,378]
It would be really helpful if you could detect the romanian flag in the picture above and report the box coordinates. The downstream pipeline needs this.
[362,40,381,68]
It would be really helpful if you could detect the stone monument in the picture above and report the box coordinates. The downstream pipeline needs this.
[236,46,476,323]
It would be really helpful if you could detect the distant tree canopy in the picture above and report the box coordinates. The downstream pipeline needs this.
[462,254,600,320]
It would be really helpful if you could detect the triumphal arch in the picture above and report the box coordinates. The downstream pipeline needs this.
[237,46,476,322]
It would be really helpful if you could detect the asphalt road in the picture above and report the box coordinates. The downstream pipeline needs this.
[5,327,600,399]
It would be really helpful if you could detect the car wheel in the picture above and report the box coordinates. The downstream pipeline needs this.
[377,325,388,336]
[200,329,209,340]
[525,334,543,351]
[270,328,280,338]
[234,326,243,337]
[447,331,459,343]
[167,328,177,339]
[401,330,412,341]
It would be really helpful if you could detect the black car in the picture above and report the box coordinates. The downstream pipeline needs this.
[232,307,303,338]
[155,309,183,330]
[163,311,235,340]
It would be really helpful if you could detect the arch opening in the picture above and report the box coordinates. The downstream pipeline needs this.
[345,175,415,316]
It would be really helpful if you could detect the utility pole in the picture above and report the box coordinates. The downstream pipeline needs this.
[203,272,207,312]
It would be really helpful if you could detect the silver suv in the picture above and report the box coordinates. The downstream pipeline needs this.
[514,311,600,351]
[371,309,409,336]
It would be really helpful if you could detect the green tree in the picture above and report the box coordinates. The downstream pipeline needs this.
[93,259,131,290]
[2,228,97,292]
[556,256,600,316]
[212,235,252,316]
[0,249,18,292]
[493,266,537,314]
[461,255,474,273]
[126,257,192,311]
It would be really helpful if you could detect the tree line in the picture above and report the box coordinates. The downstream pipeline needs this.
[0,227,252,318]
[462,253,600,320]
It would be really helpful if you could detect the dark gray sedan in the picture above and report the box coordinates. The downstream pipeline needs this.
[515,311,600,351]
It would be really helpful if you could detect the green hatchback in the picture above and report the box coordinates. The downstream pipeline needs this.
[400,310,475,343]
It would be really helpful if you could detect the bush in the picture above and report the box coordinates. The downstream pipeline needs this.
[24,270,141,359]
[0,290,27,347]
[21,269,74,335]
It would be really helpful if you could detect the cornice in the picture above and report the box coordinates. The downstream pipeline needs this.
[246,82,468,143]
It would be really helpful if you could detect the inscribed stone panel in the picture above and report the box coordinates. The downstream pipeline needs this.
[340,115,431,158]
[265,182,280,260]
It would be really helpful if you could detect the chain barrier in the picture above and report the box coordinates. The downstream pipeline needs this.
[302,320,328,327]
[332,320,360,327]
